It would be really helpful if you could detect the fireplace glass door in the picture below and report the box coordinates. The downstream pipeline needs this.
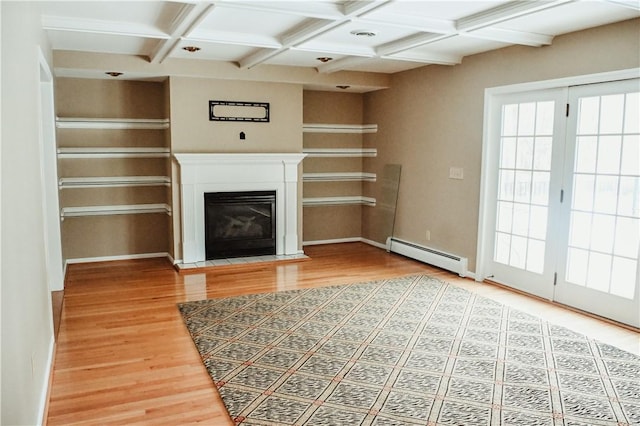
[205,191,276,259]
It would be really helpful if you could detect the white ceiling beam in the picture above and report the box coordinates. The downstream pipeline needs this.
[149,3,215,64]
[282,19,346,48]
[377,33,455,57]
[316,56,371,74]
[237,48,284,69]
[42,15,169,39]
[294,43,375,58]
[342,1,394,17]
[355,15,456,34]
[382,51,462,66]
[464,27,553,46]
[601,0,640,11]
[186,29,281,49]
[457,0,575,32]
[211,0,344,20]
[454,0,572,48]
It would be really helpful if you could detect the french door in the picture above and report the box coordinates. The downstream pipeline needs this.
[481,78,639,327]
[554,79,639,326]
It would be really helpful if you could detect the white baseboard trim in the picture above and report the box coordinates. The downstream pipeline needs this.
[37,335,55,426]
[303,237,363,246]
[303,237,388,249]
[65,252,170,265]
[360,238,388,250]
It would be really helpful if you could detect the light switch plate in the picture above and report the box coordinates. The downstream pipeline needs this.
[449,167,464,180]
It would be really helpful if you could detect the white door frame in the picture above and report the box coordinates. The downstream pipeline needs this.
[476,68,640,283]
[37,47,64,291]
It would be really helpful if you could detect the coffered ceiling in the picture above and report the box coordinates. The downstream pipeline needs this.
[40,0,639,79]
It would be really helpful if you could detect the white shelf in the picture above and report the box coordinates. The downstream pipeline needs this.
[57,147,170,159]
[59,176,171,189]
[303,196,376,207]
[56,117,170,130]
[303,172,376,182]
[302,122,377,210]
[302,148,377,157]
[61,203,172,219]
[303,123,377,134]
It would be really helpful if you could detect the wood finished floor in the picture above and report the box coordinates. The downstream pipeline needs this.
[46,243,639,425]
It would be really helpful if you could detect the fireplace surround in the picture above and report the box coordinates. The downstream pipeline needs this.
[174,153,306,264]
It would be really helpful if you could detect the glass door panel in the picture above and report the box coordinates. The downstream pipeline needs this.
[555,79,640,327]
[483,88,567,300]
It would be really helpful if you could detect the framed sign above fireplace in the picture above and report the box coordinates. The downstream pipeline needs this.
[209,100,270,122]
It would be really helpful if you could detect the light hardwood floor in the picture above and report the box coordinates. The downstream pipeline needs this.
[46,243,639,425]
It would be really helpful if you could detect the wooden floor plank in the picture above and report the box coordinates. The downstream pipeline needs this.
[46,243,639,425]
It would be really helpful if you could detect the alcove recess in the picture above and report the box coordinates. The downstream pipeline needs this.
[302,90,377,243]
[55,78,171,261]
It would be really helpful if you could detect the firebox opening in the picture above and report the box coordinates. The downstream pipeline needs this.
[204,191,276,260]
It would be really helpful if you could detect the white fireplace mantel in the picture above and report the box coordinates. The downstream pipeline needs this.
[174,153,306,263]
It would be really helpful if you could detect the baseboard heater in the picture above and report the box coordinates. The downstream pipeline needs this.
[387,237,468,277]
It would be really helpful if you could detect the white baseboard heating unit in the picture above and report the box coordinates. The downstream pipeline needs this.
[387,237,468,277]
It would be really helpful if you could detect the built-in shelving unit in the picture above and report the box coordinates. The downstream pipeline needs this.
[55,78,172,261]
[57,147,171,159]
[59,176,171,189]
[56,117,170,130]
[302,148,377,157]
[61,204,172,219]
[303,123,377,134]
[302,123,377,207]
[55,116,171,220]
[303,172,376,182]
[303,196,376,207]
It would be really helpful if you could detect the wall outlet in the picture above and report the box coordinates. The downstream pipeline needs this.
[425,229,431,241]
[449,167,464,180]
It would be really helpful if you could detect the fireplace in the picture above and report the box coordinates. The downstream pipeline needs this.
[205,191,276,259]
[174,153,306,264]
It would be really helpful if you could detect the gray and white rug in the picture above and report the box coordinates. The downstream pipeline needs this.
[178,274,640,425]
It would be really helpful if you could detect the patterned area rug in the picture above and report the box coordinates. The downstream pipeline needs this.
[178,275,640,425]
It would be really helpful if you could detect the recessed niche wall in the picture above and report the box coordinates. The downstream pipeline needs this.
[55,78,171,262]
[302,90,377,244]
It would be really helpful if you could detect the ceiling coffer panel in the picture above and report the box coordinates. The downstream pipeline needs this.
[41,0,639,79]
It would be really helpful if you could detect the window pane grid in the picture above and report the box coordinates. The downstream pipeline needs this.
[495,101,553,273]
[566,91,639,299]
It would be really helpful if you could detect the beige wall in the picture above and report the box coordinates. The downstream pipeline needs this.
[363,18,640,271]
[61,214,171,259]
[55,78,166,118]
[1,2,55,424]
[169,76,302,153]
[303,90,364,124]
